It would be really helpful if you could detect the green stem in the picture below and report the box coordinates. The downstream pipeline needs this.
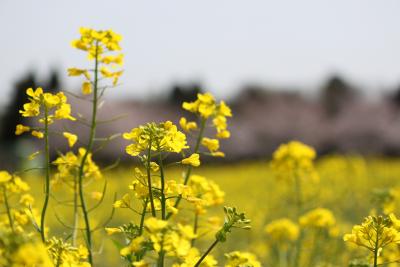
[157,251,165,267]
[40,106,50,242]
[293,169,302,267]
[157,151,167,266]
[279,248,288,267]
[55,246,63,267]
[146,138,156,217]
[293,229,303,267]
[159,152,166,220]
[194,239,219,267]
[138,198,148,235]
[157,232,165,267]
[191,212,199,247]
[374,226,380,267]
[3,186,14,233]
[77,41,99,265]
[72,175,79,246]
[294,170,302,218]
[167,118,206,219]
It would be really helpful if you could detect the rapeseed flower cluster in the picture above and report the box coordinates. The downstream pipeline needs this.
[224,251,261,267]
[123,121,188,156]
[0,171,35,233]
[52,148,102,186]
[110,91,255,266]
[187,175,225,214]
[265,218,299,245]
[17,88,75,139]
[0,230,53,267]
[68,27,123,94]
[299,208,337,234]
[182,93,232,155]
[344,214,400,266]
[271,140,319,183]
[46,238,90,267]
[18,88,75,122]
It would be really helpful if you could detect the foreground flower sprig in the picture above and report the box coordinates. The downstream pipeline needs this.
[344,214,400,267]
[194,207,251,267]
[17,87,75,242]
[108,93,254,266]
[123,121,188,219]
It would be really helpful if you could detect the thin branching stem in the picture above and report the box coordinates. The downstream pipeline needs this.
[194,239,219,267]
[40,106,50,242]
[158,151,167,266]
[77,40,99,265]
[159,152,166,220]
[3,185,14,233]
[374,225,380,267]
[72,174,79,246]
[146,137,156,217]
[293,168,303,267]
[138,198,148,235]
[192,212,199,247]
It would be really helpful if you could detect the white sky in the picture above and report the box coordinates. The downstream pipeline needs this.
[1,0,400,102]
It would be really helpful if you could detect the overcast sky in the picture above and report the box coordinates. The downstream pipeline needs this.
[1,0,400,103]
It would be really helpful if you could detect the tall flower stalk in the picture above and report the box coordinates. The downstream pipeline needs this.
[75,41,99,263]
[271,141,318,267]
[17,87,76,242]
[68,27,124,264]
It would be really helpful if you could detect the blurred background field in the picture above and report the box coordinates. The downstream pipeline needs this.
[3,1,400,165]
[21,156,400,266]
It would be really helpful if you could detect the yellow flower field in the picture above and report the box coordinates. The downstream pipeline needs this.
[15,156,400,266]
[2,26,400,267]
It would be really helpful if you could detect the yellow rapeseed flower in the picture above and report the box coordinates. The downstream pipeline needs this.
[299,208,336,229]
[179,117,198,132]
[67,68,91,80]
[144,217,168,233]
[63,132,78,147]
[124,121,188,156]
[182,153,200,167]
[224,251,261,267]
[271,140,319,183]
[0,171,12,183]
[81,81,92,94]
[12,242,53,267]
[105,227,122,235]
[19,88,76,123]
[344,214,400,255]
[265,218,299,243]
[182,93,232,139]
[31,130,44,139]
[120,236,145,256]
[201,138,220,152]
[15,124,30,135]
